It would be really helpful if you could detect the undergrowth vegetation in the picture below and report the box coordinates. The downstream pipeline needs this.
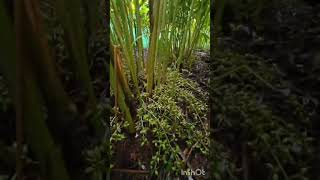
[137,70,209,175]
[210,51,315,179]
[210,0,320,179]
[109,0,210,178]
[110,69,209,177]
[0,0,318,179]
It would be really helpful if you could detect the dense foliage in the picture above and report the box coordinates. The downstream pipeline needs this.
[211,0,319,179]
[137,70,209,176]
[210,51,315,179]
[110,0,210,178]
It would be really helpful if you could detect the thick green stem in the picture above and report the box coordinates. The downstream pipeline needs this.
[110,62,135,133]
[22,65,70,180]
[135,0,144,73]
[18,0,77,138]
[0,2,70,179]
[146,0,163,94]
[111,0,139,93]
[149,0,154,42]
[55,0,97,110]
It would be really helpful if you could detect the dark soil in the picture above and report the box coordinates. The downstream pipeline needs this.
[111,132,152,180]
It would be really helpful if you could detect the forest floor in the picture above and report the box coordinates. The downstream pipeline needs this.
[209,1,320,179]
[1,1,319,180]
[111,50,210,180]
